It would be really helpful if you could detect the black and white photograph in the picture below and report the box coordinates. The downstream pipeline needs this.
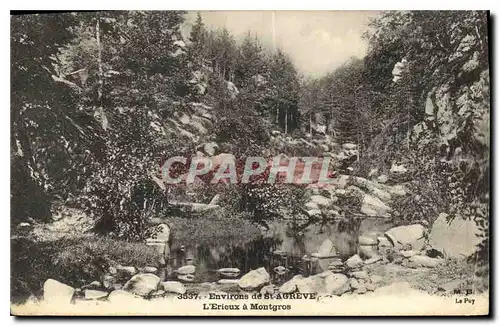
[10,10,490,316]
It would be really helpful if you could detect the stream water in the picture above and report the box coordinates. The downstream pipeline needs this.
[165,218,394,285]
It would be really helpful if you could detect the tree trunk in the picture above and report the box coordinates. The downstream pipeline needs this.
[95,15,108,130]
[309,112,312,135]
[284,107,288,134]
[96,16,103,107]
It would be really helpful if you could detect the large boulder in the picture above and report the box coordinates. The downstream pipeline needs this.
[429,213,483,259]
[296,271,349,296]
[238,267,270,290]
[43,279,75,304]
[310,195,332,207]
[384,224,426,251]
[305,201,320,210]
[123,273,160,297]
[361,194,391,217]
[84,289,108,300]
[161,281,186,294]
[311,239,337,258]
[279,275,304,293]
[177,265,196,275]
[358,234,378,246]
[345,254,363,269]
[358,245,379,259]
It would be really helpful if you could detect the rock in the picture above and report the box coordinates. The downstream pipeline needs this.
[361,194,391,217]
[364,256,382,265]
[123,273,160,297]
[327,258,344,271]
[139,266,158,274]
[390,163,407,175]
[310,195,332,207]
[409,255,443,268]
[217,268,240,278]
[350,278,360,289]
[273,266,288,275]
[238,267,270,290]
[385,224,425,251]
[271,130,281,136]
[377,175,388,183]
[84,289,108,300]
[226,81,239,99]
[365,282,376,291]
[368,168,379,178]
[345,254,363,269]
[354,285,367,294]
[150,289,166,297]
[429,213,483,259]
[388,185,407,196]
[204,141,219,156]
[177,265,196,275]
[177,274,195,282]
[313,239,337,258]
[43,279,75,304]
[462,51,480,73]
[400,250,419,258]
[273,249,288,256]
[342,143,357,150]
[217,279,240,285]
[305,201,320,210]
[296,271,349,296]
[377,236,393,248]
[260,285,275,295]
[358,234,378,246]
[350,271,368,279]
[161,281,186,294]
[359,245,378,259]
[116,265,137,276]
[370,275,383,284]
[82,280,101,290]
[279,275,303,293]
[179,113,190,124]
[307,209,322,217]
[438,279,464,293]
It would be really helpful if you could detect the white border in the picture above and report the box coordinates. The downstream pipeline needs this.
[2,1,498,325]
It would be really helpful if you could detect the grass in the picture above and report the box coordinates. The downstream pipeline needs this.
[11,235,158,303]
[165,208,262,250]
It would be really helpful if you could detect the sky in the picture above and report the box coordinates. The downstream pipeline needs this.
[184,11,379,77]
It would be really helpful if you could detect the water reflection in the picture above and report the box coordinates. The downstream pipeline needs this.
[166,218,393,284]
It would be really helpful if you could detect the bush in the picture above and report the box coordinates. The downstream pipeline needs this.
[11,235,158,303]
